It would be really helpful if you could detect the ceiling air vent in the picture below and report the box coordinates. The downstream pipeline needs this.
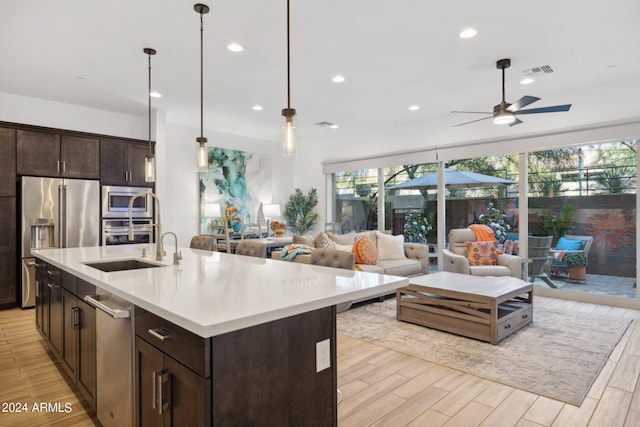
[315,121,335,127]
[522,65,554,76]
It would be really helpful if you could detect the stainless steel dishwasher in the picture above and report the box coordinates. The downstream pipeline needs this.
[84,293,133,427]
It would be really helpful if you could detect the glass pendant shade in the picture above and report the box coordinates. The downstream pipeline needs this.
[196,139,208,170]
[282,116,297,157]
[144,155,156,182]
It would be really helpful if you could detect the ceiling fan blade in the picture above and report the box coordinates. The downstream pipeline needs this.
[506,96,540,112]
[453,116,492,127]
[508,118,523,127]
[515,104,572,115]
[450,110,492,114]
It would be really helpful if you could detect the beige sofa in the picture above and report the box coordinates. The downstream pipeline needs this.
[272,231,429,277]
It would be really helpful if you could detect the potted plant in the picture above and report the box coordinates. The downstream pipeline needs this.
[564,252,587,281]
[478,203,510,244]
[283,188,319,235]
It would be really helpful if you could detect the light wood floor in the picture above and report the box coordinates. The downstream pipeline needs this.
[338,296,640,427]
[0,307,98,426]
[1,297,640,426]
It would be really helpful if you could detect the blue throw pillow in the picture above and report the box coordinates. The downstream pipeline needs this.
[555,237,583,251]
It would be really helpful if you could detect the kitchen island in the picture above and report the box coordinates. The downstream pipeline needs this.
[33,244,409,426]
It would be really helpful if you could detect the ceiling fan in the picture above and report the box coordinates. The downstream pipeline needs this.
[452,58,572,127]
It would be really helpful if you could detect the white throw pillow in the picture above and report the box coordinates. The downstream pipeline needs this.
[375,231,406,260]
[334,243,353,252]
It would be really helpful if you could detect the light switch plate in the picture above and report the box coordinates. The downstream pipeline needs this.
[316,338,331,372]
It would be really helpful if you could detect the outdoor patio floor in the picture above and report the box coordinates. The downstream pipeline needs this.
[531,273,637,299]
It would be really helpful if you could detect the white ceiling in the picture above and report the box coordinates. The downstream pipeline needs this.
[2,0,640,161]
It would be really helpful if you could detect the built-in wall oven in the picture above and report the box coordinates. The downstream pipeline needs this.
[102,185,153,219]
[102,219,153,246]
[101,186,154,245]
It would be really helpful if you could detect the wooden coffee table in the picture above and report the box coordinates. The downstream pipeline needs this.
[397,272,533,344]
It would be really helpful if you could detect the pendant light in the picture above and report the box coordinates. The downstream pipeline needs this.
[281,0,297,157]
[144,47,157,182]
[195,3,210,170]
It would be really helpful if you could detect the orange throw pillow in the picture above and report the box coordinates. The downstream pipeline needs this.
[466,241,498,266]
[353,239,377,265]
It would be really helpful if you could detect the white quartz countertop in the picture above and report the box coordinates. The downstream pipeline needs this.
[33,244,409,338]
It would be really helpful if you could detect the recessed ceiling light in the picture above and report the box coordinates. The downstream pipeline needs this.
[459,28,477,39]
[520,78,534,85]
[227,43,244,52]
[332,75,345,83]
[252,105,263,111]
[409,105,420,111]
[329,124,339,129]
[150,91,162,98]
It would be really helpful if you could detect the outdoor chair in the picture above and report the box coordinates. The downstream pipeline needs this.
[549,235,594,277]
[527,235,557,288]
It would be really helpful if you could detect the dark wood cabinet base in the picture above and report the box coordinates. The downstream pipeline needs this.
[212,306,337,426]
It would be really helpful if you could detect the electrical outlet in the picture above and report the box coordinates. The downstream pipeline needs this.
[316,338,331,372]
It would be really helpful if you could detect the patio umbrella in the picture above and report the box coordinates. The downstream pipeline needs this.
[387,168,515,190]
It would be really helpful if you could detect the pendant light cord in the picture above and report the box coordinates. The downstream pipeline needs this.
[286,0,291,109]
[148,53,152,156]
[200,10,204,139]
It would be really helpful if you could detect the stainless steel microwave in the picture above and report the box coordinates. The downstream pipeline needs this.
[101,186,153,218]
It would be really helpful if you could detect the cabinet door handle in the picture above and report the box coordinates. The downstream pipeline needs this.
[159,371,170,415]
[57,160,60,172]
[62,161,66,173]
[148,328,171,341]
[152,370,158,410]
[152,369,171,414]
[71,307,79,330]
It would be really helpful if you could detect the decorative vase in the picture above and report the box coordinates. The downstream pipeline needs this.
[270,221,286,237]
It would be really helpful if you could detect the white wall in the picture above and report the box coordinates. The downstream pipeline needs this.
[0,92,145,138]
[0,92,292,248]
[162,124,286,246]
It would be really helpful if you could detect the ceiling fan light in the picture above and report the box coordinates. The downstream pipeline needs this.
[493,112,516,125]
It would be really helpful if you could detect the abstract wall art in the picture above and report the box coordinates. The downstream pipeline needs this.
[198,147,272,234]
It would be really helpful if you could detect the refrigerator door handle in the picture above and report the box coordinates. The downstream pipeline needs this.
[59,184,67,248]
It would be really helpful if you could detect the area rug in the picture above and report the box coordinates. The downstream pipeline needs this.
[337,299,632,405]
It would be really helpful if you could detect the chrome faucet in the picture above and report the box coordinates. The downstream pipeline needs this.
[128,191,163,261]
[161,232,182,265]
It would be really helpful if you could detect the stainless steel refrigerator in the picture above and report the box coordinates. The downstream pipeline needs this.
[20,177,100,308]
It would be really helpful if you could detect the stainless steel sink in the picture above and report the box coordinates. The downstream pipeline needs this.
[84,259,163,272]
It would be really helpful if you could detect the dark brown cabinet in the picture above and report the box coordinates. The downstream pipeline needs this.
[0,197,17,307]
[47,266,63,357]
[60,135,100,179]
[135,308,211,427]
[0,128,17,307]
[135,338,210,427]
[16,130,99,179]
[35,261,48,335]
[101,139,152,187]
[35,263,96,410]
[62,289,78,379]
[0,128,16,196]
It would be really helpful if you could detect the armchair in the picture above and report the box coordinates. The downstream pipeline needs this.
[443,228,522,278]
